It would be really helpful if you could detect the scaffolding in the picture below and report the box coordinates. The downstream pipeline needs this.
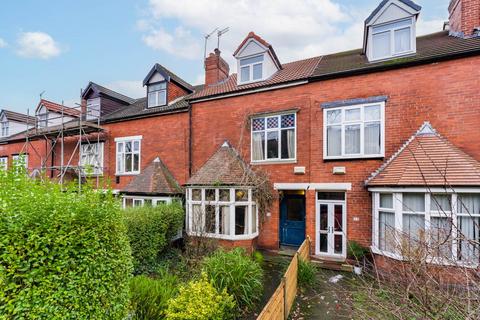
[19,100,105,190]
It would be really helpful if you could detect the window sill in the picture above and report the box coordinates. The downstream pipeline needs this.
[323,155,384,162]
[115,172,140,176]
[251,159,297,165]
[187,231,259,241]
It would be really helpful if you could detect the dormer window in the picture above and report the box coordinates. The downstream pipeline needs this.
[147,82,167,108]
[1,120,8,137]
[240,55,264,83]
[371,18,414,60]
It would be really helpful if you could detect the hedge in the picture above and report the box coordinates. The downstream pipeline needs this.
[123,202,184,273]
[0,168,132,319]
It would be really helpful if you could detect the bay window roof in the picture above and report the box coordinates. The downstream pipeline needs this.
[366,122,480,186]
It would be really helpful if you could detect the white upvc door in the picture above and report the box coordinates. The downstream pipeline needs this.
[316,200,347,259]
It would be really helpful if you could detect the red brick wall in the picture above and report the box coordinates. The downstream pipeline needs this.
[191,55,480,251]
[0,139,48,173]
[168,82,189,103]
[449,0,480,36]
[104,111,190,191]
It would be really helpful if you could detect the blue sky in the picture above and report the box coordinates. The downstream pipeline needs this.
[0,0,449,114]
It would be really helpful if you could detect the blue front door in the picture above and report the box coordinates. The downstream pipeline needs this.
[280,193,306,246]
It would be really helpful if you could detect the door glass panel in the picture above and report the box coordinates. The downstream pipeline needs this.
[286,198,304,221]
[320,234,328,253]
[320,204,328,230]
[334,205,343,231]
[334,234,343,254]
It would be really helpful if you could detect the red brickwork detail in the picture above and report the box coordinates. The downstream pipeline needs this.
[449,0,480,36]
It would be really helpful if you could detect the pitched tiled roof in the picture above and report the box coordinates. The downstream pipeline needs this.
[82,82,136,103]
[365,0,421,24]
[186,141,256,186]
[190,56,321,100]
[37,99,80,117]
[143,64,194,92]
[233,32,282,68]
[1,110,36,124]
[102,95,190,122]
[122,157,182,195]
[313,31,480,80]
[366,123,480,187]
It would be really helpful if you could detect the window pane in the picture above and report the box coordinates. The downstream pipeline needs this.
[345,124,360,154]
[373,18,411,33]
[373,31,391,59]
[125,154,132,172]
[158,90,167,106]
[266,117,279,129]
[252,132,265,161]
[379,211,396,252]
[220,206,230,235]
[124,198,133,208]
[192,205,202,232]
[235,189,248,202]
[117,142,124,153]
[252,63,262,80]
[133,154,139,172]
[334,204,343,232]
[403,193,425,212]
[430,217,452,259]
[219,189,230,202]
[235,206,247,235]
[133,141,140,152]
[364,122,381,154]
[345,108,360,121]
[457,194,480,215]
[205,205,216,234]
[365,105,381,121]
[431,194,452,212]
[394,27,411,53]
[267,131,279,159]
[403,213,425,248]
[281,114,295,128]
[205,189,216,201]
[240,66,250,82]
[457,216,480,263]
[317,192,345,201]
[192,189,201,201]
[117,154,124,173]
[327,125,341,156]
[380,194,393,209]
[125,142,132,152]
[148,92,157,107]
[240,55,264,66]
[251,204,257,233]
[326,110,341,124]
[252,118,265,131]
[281,129,295,159]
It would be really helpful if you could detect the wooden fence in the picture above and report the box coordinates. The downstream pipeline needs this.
[257,236,311,320]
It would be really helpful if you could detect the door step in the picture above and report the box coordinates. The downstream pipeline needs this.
[311,256,354,272]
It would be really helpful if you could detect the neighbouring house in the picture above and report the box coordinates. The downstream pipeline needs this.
[0,0,479,271]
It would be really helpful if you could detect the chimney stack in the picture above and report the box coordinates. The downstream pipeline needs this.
[204,48,229,86]
[448,0,480,37]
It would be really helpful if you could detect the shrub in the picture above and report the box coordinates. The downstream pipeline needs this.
[252,250,264,265]
[130,268,179,319]
[202,248,263,313]
[298,259,317,288]
[124,202,184,273]
[165,273,235,320]
[0,168,132,319]
[347,241,370,261]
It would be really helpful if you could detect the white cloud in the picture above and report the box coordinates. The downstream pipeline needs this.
[16,32,61,59]
[140,0,447,70]
[0,38,7,48]
[106,80,145,99]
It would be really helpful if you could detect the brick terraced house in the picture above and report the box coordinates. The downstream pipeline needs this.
[1,0,480,268]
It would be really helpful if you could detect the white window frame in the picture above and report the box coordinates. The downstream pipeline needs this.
[1,120,9,137]
[323,102,385,160]
[79,142,104,175]
[122,196,173,209]
[86,98,101,121]
[239,54,264,84]
[0,157,7,170]
[186,187,259,241]
[371,189,480,267]
[147,82,167,108]
[369,17,416,62]
[115,136,142,175]
[251,112,297,164]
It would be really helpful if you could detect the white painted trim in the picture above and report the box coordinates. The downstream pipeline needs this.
[366,0,420,27]
[190,81,307,103]
[273,183,352,191]
[114,135,143,142]
[368,187,480,193]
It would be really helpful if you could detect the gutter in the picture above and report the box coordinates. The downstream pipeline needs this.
[309,48,480,82]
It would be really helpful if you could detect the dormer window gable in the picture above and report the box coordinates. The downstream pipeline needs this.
[364,0,421,62]
[234,32,282,85]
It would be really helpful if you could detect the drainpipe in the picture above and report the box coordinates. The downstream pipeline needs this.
[188,104,192,178]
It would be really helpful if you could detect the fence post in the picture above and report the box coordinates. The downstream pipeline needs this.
[283,276,287,320]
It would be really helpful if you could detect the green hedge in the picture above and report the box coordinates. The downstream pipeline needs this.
[0,168,132,319]
[123,202,184,273]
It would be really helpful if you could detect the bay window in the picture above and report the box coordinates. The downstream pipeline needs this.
[186,187,258,240]
[251,113,296,162]
[115,136,141,175]
[372,191,480,266]
[371,18,415,61]
[147,82,167,108]
[80,142,104,175]
[324,102,384,159]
